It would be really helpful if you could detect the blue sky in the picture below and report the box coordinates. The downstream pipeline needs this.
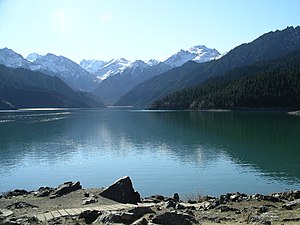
[0,0,299,63]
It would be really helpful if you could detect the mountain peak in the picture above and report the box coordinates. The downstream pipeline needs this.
[163,45,220,67]
[26,53,42,62]
[0,47,30,68]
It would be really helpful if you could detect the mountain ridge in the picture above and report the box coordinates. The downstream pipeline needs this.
[116,26,300,108]
[0,65,106,109]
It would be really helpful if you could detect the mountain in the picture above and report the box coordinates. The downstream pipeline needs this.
[150,50,300,110]
[163,45,220,67]
[0,64,106,109]
[79,59,107,74]
[26,53,42,62]
[94,58,132,81]
[32,53,99,91]
[92,61,172,104]
[0,47,31,69]
[116,26,300,108]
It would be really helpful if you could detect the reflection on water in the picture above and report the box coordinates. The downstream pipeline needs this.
[0,109,300,196]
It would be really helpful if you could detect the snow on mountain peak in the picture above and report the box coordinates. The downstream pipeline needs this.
[87,58,132,81]
[145,59,159,66]
[163,45,220,67]
[0,47,31,68]
[80,59,107,74]
[26,53,42,62]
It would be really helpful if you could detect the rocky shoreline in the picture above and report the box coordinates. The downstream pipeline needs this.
[1,176,300,225]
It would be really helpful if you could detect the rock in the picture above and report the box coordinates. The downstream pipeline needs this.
[0,209,13,217]
[6,201,38,209]
[173,193,179,202]
[254,194,281,202]
[152,211,196,225]
[50,181,82,198]
[3,189,29,198]
[164,199,177,208]
[99,176,140,204]
[128,207,155,218]
[84,192,90,197]
[96,211,136,224]
[34,187,54,197]
[150,195,165,201]
[258,205,269,213]
[82,196,98,205]
[187,200,197,204]
[0,219,16,225]
[282,217,300,222]
[204,199,220,210]
[216,205,238,212]
[282,198,300,210]
[131,217,148,225]
[273,190,300,201]
[78,210,101,224]
[175,203,186,210]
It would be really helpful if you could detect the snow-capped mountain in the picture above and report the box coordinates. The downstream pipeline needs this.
[92,60,172,104]
[94,58,132,80]
[0,47,31,69]
[26,53,42,62]
[80,58,132,81]
[32,53,99,91]
[163,45,220,67]
[79,59,107,74]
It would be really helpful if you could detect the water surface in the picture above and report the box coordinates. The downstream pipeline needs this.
[0,109,299,197]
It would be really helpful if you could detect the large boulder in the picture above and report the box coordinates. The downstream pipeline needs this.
[96,211,136,224]
[152,211,196,225]
[100,176,140,204]
[50,181,82,198]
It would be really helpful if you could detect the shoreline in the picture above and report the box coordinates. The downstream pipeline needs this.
[1,178,300,225]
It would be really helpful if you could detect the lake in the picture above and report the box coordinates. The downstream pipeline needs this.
[0,109,300,197]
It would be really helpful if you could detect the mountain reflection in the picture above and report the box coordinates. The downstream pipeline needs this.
[1,109,300,192]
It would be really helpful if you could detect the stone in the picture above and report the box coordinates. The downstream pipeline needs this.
[35,187,54,197]
[82,197,98,205]
[282,198,300,210]
[216,205,238,212]
[50,181,82,198]
[173,193,179,202]
[6,201,38,209]
[150,195,165,201]
[258,206,269,213]
[128,206,155,218]
[78,210,101,224]
[152,211,196,225]
[175,203,186,210]
[254,194,281,202]
[99,176,140,204]
[131,217,148,225]
[3,189,29,198]
[96,211,136,224]
[164,199,177,208]
[282,217,300,222]
[0,209,13,217]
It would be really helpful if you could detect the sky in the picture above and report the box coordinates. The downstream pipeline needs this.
[0,0,299,63]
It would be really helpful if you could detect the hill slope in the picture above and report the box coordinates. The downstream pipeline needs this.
[0,65,106,109]
[150,50,300,110]
[92,61,172,104]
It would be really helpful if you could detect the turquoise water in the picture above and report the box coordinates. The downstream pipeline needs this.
[0,109,300,197]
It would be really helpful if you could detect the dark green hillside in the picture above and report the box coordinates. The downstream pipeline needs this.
[0,65,106,109]
[150,50,300,110]
[116,26,300,108]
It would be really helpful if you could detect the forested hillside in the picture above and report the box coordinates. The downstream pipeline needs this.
[150,50,300,110]
[117,26,300,108]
